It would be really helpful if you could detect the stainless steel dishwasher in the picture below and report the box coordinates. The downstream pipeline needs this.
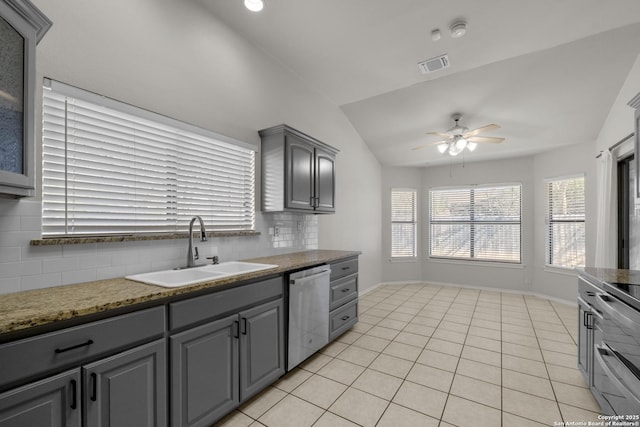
[288,264,331,369]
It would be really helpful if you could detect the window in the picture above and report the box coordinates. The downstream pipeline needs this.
[546,175,585,268]
[42,79,256,237]
[429,184,521,263]
[391,189,417,258]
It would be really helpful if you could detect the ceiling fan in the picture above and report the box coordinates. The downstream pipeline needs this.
[413,113,505,156]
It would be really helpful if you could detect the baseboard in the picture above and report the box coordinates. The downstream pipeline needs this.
[361,280,576,307]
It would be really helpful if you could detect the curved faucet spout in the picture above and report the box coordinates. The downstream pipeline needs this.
[187,216,207,268]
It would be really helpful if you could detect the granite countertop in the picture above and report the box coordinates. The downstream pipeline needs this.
[0,249,360,336]
[578,267,640,286]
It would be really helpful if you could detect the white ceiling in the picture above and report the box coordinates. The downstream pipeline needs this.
[197,0,640,167]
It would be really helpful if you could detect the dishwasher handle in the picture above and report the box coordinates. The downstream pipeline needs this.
[290,268,331,286]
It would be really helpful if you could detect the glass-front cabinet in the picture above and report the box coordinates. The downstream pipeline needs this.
[0,0,50,197]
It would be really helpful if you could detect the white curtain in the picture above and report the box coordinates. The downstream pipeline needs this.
[595,151,616,267]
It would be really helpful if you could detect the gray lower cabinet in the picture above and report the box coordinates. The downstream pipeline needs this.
[0,306,167,427]
[328,257,359,340]
[83,339,166,427]
[170,315,239,427]
[170,294,285,427]
[0,369,81,427]
[0,339,166,427]
[239,299,285,400]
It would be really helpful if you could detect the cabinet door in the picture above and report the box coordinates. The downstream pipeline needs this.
[239,299,285,401]
[0,369,80,427]
[171,315,239,427]
[577,298,591,385]
[315,148,336,212]
[285,136,315,211]
[84,339,166,427]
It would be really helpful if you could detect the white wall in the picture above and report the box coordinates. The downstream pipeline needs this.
[380,151,595,303]
[0,0,382,294]
[532,143,597,302]
[380,167,423,282]
[421,157,535,293]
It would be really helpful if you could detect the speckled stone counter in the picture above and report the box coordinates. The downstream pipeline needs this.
[0,249,360,336]
[578,267,640,287]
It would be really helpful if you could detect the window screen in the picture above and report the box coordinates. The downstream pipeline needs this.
[391,189,417,258]
[42,79,255,237]
[429,184,521,263]
[546,175,585,268]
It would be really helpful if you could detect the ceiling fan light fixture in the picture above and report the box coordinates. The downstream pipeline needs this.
[244,0,264,12]
[455,137,467,150]
[466,141,478,152]
[448,144,463,156]
[437,143,448,154]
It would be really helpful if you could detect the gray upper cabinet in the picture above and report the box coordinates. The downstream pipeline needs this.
[260,124,338,213]
[0,0,51,197]
[629,92,640,198]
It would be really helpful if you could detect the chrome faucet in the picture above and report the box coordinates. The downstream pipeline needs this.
[186,216,207,268]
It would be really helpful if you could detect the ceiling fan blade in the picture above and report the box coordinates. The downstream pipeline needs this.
[462,124,500,137]
[426,131,452,138]
[412,140,448,150]
[467,136,505,144]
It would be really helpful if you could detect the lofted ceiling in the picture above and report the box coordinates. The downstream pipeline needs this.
[197,0,640,167]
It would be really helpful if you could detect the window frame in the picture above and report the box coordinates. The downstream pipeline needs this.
[41,79,257,238]
[428,183,522,264]
[390,188,418,260]
[545,174,586,269]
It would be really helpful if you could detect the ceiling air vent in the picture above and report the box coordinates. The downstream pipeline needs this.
[418,54,449,74]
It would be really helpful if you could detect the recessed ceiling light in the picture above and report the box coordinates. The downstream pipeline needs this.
[244,0,264,12]
[450,21,467,38]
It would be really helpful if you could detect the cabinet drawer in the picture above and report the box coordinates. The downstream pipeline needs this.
[330,258,358,281]
[330,274,358,311]
[0,306,165,389]
[170,276,283,330]
[329,299,358,341]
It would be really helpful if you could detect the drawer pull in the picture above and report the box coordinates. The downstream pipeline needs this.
[70,380,77,410]
[55,339,94,354]
[90,373,97,402]
[341,288,350,293]
[233,320,240,339]
[341,266,350,271]
[341,315,350,321]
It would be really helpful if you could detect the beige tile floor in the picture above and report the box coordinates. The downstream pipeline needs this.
[215,283,603,427]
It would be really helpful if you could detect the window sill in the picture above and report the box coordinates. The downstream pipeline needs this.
[427,257,524,269]
[389,257,419,263]
[30,230,261,246]
[544,265,580,277]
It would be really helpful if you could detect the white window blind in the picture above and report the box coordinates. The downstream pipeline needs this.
[546,175,585,268]
[429,184,521,263]
[391,189,417,258]
[42,80,256,237]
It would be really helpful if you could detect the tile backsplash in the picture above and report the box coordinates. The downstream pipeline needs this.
[0,199,318,295]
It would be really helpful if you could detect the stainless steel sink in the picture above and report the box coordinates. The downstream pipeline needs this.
[126,261,278,288]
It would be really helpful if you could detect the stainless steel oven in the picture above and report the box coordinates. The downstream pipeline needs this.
[593,284,640,414]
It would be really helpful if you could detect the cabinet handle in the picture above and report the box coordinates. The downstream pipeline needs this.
[341,266,350,271]
[341,315,350,321]
[233,320,239,339]
[583,311,593,330]
[241,318,248,335]
[70,379,77,410]
[341,288,350,293]
[90,373,97,402]
[55,339,94,354]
